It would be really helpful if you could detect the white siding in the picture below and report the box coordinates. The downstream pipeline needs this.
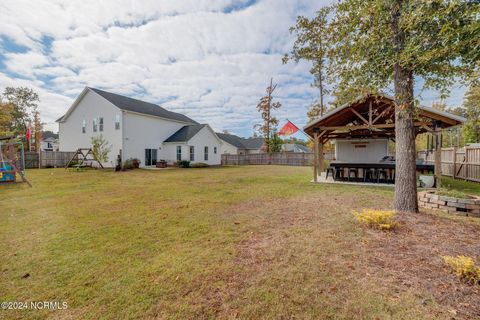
[187,126,221,165]
[162,143,187,163]
[334,139,388,163]
[220,141,238,154]
[122,112,188,167]
[59,90,122,167]
[162,127,221,165]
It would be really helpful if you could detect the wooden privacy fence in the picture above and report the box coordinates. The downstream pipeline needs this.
[221,152,335,166]
[22,151,77,168]
[418,146,480,183]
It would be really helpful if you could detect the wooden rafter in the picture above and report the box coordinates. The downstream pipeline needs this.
[319,121,430,131]
[350,108,369,125]
[372,105,394,124]
[368,100,373,125]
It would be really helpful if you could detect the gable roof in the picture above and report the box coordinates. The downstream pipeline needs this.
[42,131,59,140]
[164,124,208,142]
[216,133,245,148]
[241,137,264,149]
[304,93,466,139]
[216,133,264,150]
[57,87,197,124]
[42,137,58,143]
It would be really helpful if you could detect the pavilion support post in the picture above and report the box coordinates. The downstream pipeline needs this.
[313,130,319,183]
[318,141,324,173]
[434,126,442,188]
[452,146,457,179]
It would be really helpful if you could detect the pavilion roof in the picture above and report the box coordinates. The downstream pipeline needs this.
[304,94,465,141]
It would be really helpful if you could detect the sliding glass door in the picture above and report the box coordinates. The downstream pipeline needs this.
[145,149,158,166]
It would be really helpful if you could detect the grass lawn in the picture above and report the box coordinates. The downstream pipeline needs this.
[1,166,479,319]
[441,176,480,196]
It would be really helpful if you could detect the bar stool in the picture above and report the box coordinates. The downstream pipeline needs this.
[389,169,395,184]
[363,168,376,182]
[326,167,336,180]
[377,169,388,183]
[335,168,345,180]
[348,168,358,181]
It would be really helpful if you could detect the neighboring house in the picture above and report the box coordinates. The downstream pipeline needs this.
[282,143,311,153]
[217,133,264,154]
[41,137,59,151]
[57,87,222,167]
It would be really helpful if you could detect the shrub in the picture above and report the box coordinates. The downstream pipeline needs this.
[177,160,190,168]
[122,159,134,170]
[91,135,112,163]
[353,209,398,230]
[443,255,480,284]
[190,162,209,168]
[131,158,141,168]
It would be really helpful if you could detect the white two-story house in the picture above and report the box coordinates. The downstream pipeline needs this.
[57,87,222,167]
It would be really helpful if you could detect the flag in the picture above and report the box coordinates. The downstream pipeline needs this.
[26,127,32,140]
[278,120,300,136]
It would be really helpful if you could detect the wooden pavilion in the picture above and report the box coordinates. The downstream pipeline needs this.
[303,94,466,184]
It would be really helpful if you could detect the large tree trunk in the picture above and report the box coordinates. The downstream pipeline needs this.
[392,0,418,213]
[393,66,418,213]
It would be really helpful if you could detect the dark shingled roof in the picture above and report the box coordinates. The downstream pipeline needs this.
[42,131,59,140]
[216,133,264,150]
[164,124,207,142]
[90,88,197,124]
[216,133,245,148]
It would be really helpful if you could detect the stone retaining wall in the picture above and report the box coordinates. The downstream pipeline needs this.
[418,191,480,217]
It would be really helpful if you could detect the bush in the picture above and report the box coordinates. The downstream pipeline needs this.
[132,158,141,168]
[122,159,134,170]
[443,255,480,284]
[177,160,190,168]
[353,209,398,230]
[190,162,209,168]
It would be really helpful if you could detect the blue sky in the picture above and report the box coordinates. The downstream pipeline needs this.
[0,0,467,138]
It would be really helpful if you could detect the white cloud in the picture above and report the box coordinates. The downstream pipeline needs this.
[3,0,463,137]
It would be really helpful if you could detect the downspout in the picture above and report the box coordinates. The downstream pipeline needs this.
[121,110,126,169]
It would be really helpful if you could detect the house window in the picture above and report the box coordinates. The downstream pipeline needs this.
[204,146,208,161]
[47,142,52,149]
[93,118,97,132]
[190,146,195,161]
[99,117,104,132]
[214,146,217,154]
[176,146,182,161]
[82,119,86,133]
[145,148,157,166]
[115,115,120,130]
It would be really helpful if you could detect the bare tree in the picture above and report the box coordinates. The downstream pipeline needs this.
[254,78,282,152]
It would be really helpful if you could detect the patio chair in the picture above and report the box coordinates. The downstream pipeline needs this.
[325,167,336,180]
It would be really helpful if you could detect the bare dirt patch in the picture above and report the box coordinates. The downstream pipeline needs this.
[365,211,480,319]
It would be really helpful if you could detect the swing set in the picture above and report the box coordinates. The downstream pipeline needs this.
[0,135,32,187]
